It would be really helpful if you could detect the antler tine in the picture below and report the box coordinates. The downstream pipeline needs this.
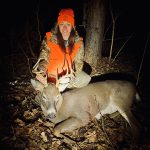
[55,58,75,92]
[66,59,70,76]
[66,59,75,77]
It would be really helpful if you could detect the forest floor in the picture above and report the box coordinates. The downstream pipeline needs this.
[0,50,150,150]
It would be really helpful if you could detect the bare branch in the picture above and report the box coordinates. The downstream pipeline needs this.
[112,35,133,63]
[136,31,150,86]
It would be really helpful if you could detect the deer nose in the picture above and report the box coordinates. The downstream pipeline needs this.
[47,113,56,119]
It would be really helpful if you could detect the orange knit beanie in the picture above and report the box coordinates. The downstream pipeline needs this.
[57,8,75,27]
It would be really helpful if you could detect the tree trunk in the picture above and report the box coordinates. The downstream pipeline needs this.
[84,0,106,67]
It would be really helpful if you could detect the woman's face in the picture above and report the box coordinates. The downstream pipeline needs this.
[59,21,72,40]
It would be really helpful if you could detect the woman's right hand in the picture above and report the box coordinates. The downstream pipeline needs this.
[37,60,48,76]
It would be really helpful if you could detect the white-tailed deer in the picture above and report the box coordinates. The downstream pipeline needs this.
[31,78,141,143]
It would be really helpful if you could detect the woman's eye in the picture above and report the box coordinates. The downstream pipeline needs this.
[67,23,71,26]
[60,23,63,26]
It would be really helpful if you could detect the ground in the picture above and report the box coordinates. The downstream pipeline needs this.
[0,51,150,150]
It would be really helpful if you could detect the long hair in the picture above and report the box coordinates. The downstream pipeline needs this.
[56,26,76,54]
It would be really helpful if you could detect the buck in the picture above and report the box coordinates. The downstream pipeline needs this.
[31,77,141,143]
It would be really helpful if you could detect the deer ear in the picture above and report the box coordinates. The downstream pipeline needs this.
[30,79,45,92]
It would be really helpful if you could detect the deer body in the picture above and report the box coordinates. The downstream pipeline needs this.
[31,79,141,140]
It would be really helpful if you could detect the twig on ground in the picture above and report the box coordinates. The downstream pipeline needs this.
[99,111,115,149]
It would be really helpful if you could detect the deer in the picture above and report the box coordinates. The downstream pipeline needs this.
[30,73,141,144]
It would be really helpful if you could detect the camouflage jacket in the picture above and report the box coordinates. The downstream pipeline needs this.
[32,28,85,79]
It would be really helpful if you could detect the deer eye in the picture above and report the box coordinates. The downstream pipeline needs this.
[55,100,59,105]
[56,95,59,99]
[42,93,47,101]
[55,95,60,104]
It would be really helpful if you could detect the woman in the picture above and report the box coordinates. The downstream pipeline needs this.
[32,8,91,92]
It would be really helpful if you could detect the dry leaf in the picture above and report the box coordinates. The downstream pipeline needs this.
[41,132,48,142]
[14,118,25,126]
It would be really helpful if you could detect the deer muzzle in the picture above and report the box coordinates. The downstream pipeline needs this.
[47,113,56,119]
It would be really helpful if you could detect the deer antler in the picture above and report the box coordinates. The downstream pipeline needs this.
[32,58,48,86]
[56,59,75,92]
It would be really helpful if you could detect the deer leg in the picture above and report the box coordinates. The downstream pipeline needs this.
[117,106,141,141]
[54,117,84,136]
[53,117,85,144]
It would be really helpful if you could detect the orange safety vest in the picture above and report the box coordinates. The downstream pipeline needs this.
[46,32,82,79]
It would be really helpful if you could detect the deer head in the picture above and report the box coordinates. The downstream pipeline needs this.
[31,79,63,119]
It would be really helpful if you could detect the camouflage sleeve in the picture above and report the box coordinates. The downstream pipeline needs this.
[32,36,50,74]
[38,36,50,62]
[74,40,84,75]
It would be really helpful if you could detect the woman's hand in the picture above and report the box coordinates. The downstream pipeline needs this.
[38,60,48,76]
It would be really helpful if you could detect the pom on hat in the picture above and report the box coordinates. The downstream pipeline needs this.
[57,8,75,27]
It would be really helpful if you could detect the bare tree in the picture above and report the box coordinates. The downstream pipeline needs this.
[84,0,106,67]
